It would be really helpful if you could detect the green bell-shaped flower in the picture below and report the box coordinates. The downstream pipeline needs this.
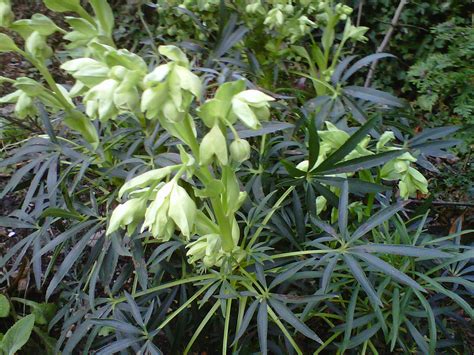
[83,78,119,121]
[106,197,147,235]
[142,180,196,241]
[141,45,201,122]
[230,90,274,129]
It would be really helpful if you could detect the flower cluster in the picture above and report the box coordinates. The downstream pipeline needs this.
[296,123,429,216]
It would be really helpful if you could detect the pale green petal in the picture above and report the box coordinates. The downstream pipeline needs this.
[231,98,260,129]
[119,166,177,198]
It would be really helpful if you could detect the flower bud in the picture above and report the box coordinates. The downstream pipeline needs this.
[142,180,196,241]
[199,124,228,166]
[230,139,250,163]
[106,197,146,235]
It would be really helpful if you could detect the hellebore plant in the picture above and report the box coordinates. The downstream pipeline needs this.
[104,65,274,267]
[2,2,469,355]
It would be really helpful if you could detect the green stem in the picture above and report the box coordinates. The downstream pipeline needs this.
[267,306,303,354]
[271,249,335,260]
[222,298,233,355]
[76,7,96,26]
[245,185,295,250]
[181,117,235,252]
[184,300,221,354]
[111,274,216,304]
[157,282,213,330]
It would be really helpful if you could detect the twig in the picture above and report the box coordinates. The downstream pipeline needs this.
[137,8,160,60]
[356,0,365,27]
[409,200,474,208]
[364,0,408,87]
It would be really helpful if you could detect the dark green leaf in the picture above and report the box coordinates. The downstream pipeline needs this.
[319,150,405,175]
[349,201,407,243]
[269,299,322,344]
[352,252,425,292]
[307,117,320,171]
[352,244,452,259]
[315,115,380,172]
[343,254,382,307]
[344,86,404,107]
[232,300,258,345]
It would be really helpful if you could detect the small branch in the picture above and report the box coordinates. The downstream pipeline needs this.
[364,0,408,87]
[350,0,365,53]
[137,7,160,60]
[356,0,365,27]
[409,200,474,208]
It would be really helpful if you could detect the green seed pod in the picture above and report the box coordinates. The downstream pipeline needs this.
[230,138,250,163]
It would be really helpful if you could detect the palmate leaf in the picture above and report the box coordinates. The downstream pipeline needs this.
[345,323,382,349]
[338,180,349,239]
[341,53,397,83]
[307,116,320,170]
[342,285,359,350]
[408,126,460,145]
[96,338,141,355]
[331,55,357,84]
[321,254,339,291]
[405,319,429,354]
[413,289,437,354]
[232,300,258,346]
[311,180,339,208]
[315,177,389,194]
[269,258,315,289]
[46,223,103,300]
[272,293,337,304]
[281,159,306,178]
[415,272,474,318]
[310,215,339,240]
[90,319,142,335]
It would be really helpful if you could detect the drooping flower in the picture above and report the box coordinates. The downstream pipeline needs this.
[141,45,201,122]
[230,90,274,129]
[142,180,196,241]
[106,197,147,235]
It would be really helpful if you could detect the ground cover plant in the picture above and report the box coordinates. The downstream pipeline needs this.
[0,0,472,354]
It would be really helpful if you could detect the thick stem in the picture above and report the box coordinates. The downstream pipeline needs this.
[181,116,236,252]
